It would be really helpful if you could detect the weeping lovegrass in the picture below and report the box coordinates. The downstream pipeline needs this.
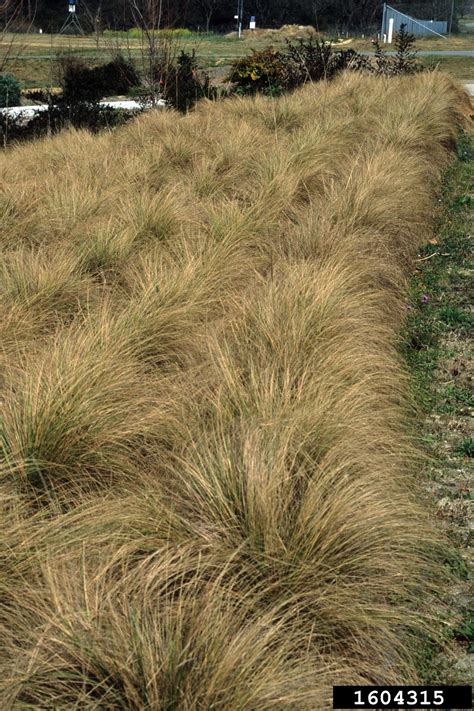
[0,70,470,708]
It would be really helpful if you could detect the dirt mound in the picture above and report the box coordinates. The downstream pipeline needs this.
[226,24,318,40]
[278,24,318,36]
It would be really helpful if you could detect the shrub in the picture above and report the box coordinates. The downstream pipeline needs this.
[169,49,214,112]
[228,41,360,96]
[1,55,139,146]
[0,99,136,147]
[58,54,139,104]
[57,55,102,103]
[284,37,360,87]
[393,23,420,75]
[369,24,421,76]
[99,55,140,95]
[372,40,392,75]
[227,47,286,96]
[51,102,135,132]
[149,49,214,112]
[0,73,21,108]
[228,29,422,98]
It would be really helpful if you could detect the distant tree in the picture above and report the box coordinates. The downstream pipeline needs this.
[195,0,222,32]
[128,0,164,103]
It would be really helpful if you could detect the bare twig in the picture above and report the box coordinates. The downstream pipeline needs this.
[415,252,440,262]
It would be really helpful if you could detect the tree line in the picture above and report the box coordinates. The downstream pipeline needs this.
[2,0,466,33]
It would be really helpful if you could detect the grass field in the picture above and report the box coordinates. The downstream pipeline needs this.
[0,72,471,707]
[404,134,473,680]
[1,29,474,88]
[420,55,474,80]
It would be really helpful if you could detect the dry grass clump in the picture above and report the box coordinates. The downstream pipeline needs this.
[0,72,468,708]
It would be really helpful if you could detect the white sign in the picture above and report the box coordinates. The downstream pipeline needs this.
[68,4,76,12]
[250,15,256,29]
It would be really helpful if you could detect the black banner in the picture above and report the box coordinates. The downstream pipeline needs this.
[333,685,472,709]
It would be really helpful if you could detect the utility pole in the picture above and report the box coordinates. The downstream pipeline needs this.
[448,0,455,35]
[235,0,244,38]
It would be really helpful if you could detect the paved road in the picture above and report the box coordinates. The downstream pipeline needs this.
[364,50,474,56]
[5,50,474,62]
[413,50,473,56]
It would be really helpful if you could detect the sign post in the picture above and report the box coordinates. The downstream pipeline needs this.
[387,17,394,43]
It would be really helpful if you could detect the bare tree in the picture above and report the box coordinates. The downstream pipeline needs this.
[128,0,170,105]
[1,0,37,74]
[195,0,221,32]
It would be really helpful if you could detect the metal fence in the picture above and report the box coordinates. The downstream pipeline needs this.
[381,3,448,37]
[385,1,454,21]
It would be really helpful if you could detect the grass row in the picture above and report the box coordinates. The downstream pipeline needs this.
[0,72,471,707]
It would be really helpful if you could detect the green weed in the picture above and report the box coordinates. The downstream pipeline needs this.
[454,437,474,458]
